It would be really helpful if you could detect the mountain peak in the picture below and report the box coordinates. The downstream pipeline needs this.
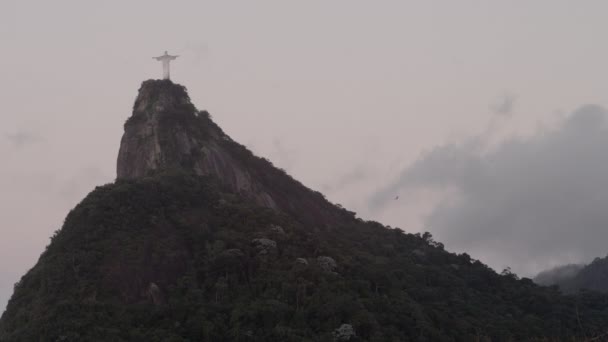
[117,80,279,207]
[5,81,608,340]
[131,79,194,117]
[116,81,342,224]
[117,80,198,179]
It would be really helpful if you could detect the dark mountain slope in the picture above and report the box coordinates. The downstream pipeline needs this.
[536,257,608,294]
[3,81,608,341]
[4,173,608,341]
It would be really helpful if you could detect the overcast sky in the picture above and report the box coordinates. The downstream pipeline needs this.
[2,1,608,312]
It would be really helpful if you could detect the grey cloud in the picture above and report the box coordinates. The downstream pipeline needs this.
[533,263,583,286]
[370,105,608,275]
[5,131,42,148]
[369,138,484,210]
[491,93,517,116]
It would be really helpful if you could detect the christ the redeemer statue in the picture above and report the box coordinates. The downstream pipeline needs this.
[153,51,178,80]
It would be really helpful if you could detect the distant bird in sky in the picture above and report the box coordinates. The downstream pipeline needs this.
[394,195,399,200]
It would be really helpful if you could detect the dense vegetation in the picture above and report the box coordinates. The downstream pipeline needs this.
[3,173,608,341]
[4,80,608,340]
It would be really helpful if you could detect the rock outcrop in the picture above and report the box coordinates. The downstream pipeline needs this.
[116,80,342,225]
[117,80,278,210]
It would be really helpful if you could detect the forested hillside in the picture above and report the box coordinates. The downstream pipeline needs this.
[3,173,608,341]
[4,81,608,341]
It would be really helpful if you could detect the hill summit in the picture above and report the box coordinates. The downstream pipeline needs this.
[117,80,339,225]
[117,79,279,209]
[3,81,608,341]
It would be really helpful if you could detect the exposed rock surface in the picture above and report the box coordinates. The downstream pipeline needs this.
[116,80,344,226]
[117,80,278,210]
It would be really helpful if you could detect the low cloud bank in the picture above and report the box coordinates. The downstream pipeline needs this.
[371,105,608,275]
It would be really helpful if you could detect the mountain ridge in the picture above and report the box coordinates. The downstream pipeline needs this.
[3,81,608,340]
[535,257,608,294]
[117,79,346,226]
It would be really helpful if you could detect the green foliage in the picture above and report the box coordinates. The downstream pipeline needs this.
[2,173,608,341]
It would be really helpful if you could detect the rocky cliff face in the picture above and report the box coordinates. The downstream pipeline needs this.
[117,80,339,224]
[117,80,279,207]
